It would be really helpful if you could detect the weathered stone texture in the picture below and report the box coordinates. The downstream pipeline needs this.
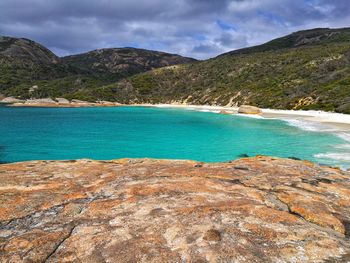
[0,156,350,262]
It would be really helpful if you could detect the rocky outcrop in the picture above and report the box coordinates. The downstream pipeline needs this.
[219,110,233,115]
[9,99,122,108]
[0,97,24,103]
[0,156,350,262]
[238,105,262,115]
[55,98,70,104]
[25,98,57,104]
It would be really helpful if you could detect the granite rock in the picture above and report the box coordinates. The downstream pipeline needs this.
[0,156,350,262]
[238,105,262,115]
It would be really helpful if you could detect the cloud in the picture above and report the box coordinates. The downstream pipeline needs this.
[0,0,349,59]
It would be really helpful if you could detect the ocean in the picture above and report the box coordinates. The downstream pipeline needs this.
[1,105,349,168]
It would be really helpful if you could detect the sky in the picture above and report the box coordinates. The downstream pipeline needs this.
[0,0,349,59]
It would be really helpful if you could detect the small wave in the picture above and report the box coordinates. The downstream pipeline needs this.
[337,132,350,142]
[336,144,350,150]
[282,119,337,132]
[187,108,223,114]
[236,114,264,119]
[314,153,350,162]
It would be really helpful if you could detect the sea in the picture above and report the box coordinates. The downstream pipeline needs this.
[1,105,349,169]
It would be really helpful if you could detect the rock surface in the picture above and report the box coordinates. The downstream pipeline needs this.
[9,99,123,108]
[219,110,233,115]
[55,98,70,104]
[0,156,350,262]
[0,97,24,103]
[238,105,262,115]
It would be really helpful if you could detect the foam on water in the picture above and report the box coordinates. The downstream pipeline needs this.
[314,153,350,162]
[281,118,337,132]
[337,132,350,142]
[234,114,265,119]
[279,118,350,167]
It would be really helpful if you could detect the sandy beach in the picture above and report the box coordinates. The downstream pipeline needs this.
[146,104,350,131]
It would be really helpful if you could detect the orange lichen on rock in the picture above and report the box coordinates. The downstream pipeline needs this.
[0,156,350,262]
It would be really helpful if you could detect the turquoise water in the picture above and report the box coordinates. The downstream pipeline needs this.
[0,105,349,168]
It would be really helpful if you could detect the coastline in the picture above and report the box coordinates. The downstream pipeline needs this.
[3,100,350,130]
[148,103,350,131]
[2,101,350,168]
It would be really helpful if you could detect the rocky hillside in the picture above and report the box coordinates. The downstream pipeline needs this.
[2,28,350,113]
[62,48,195,76]
[0,36,195,100]
[0,36,58,64]
[101,27,350,113]
[221,27,350,56]
[0,37,72,97]
[0,156,349,262]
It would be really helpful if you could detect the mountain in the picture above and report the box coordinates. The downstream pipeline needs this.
[0,36,72,96]
[1,27,350,113]
[0,36,195,99]
[101,27,350,113]
[220,27,350,56]
[62,48,195,76]
[0,36,58,64]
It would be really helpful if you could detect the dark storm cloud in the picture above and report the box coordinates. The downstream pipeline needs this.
[0,0,349,59]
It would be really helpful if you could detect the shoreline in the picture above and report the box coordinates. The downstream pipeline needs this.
[2,101,350,169]
[3,101,350,131]
[147,103,350,131]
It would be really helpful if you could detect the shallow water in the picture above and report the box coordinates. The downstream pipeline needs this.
[0,105,349,168]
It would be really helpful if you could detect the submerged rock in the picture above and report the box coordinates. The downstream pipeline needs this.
[219,110,233,115]
[0,156,350,262]
[238,105,262,114]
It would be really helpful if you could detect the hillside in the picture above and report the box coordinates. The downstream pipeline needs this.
[0,36,73,96]
[1,28,350,113]
[0,37,195,100]
[220,27,350,56]
[62,48,195,76]
[99,27,350,113]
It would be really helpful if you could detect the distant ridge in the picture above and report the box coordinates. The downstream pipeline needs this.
[219,27,350,56]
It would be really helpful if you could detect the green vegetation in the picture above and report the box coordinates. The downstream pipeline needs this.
[0,36,194,101]
[1,28,350,113]
[102,28,350,113]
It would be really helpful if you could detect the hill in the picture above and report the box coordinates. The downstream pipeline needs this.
[101,27,350,113]
[220,27,350,56]
[62,48,195,76]
[0,36,74,97]
[1,28,350,113]
[0,37,195,100]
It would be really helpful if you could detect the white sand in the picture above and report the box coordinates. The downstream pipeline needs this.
[142,104,350,129]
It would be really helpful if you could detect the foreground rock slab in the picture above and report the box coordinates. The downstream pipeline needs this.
[0,156,350,262]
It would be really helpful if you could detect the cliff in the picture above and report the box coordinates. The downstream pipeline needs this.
[1,156,350,262]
